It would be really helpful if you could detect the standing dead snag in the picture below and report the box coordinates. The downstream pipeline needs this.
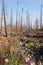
[18,11,20,32]
[35,18,39,31]
[16,10,17,33]
[31,19,32,29]
[24,20,26,32]
[26,11,30,32]
[1,0,4,36]
[20,8,23,33]
[40,4,42,28]
[2,0,7,37]
[1,12,2,36]
[4,9,7,37]
[16,1,19,33]
[10,9,12,37]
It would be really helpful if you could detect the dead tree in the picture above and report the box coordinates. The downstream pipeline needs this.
[40,4,42,28]
[1,12,2,36]
[24,20,26,32]
[2,0,7,37]
[26,11,30,32]
[16,1,19,33]
[35,18,39,31]
[4,9,7,37]
[10,9,12,37]
[0,0,4,36]
[30,19,32,29]
[16,11,17,33]
[20,8,23,33]
[18,11,20,32]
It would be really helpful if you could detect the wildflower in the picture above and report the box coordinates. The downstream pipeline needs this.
[9,46,14,53]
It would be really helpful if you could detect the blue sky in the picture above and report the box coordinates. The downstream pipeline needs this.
[0,0,43,25]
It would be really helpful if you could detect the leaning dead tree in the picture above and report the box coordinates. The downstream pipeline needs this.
[2,0,7,37]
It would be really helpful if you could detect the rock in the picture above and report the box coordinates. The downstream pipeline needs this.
[40,63,42,65]
[30,61,35,65]
[20,42,23,45]
[25,57,30,63]
[4,58,9,63]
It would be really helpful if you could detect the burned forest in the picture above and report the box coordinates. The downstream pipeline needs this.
[0,0,43,65]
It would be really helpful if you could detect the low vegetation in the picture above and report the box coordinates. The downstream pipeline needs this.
[0,36,43,65]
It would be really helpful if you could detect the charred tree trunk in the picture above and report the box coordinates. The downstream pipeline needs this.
[26,11,30,32]
[16,1,19,34]
[10,9,12,37]
[20,8,23,33]
[16,11,17,33]
[40,4,42,28]
[4,10,7,37]
[2,0,7,37]
[1,13,2,36]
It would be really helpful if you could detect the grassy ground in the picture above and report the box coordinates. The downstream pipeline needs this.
[0,36,43,65]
